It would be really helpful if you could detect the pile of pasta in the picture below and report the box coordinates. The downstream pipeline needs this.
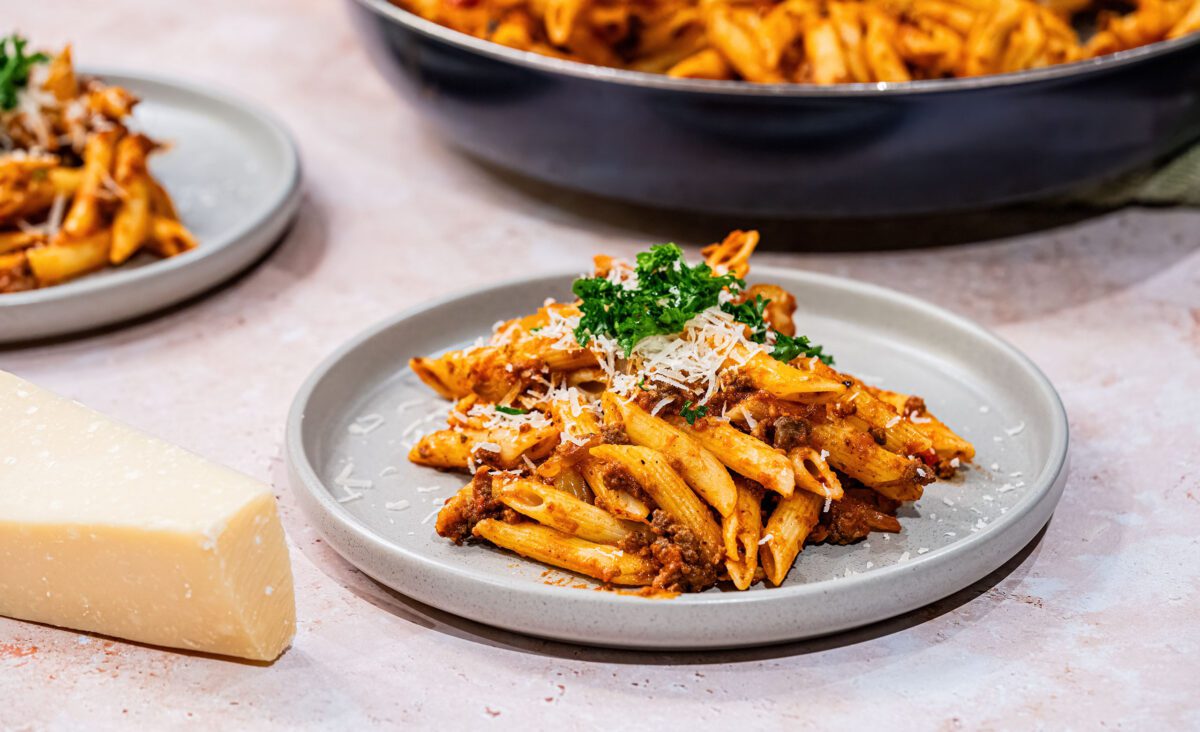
[393,0,1200,83]
[408,231,975,592]
[0,39,196,294]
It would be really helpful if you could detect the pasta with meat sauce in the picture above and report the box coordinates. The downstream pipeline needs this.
[388,0,1200,84]
[408,231,974,592]
[0,35,197,293]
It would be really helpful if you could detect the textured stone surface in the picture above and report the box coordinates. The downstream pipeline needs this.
[2,2,1198,728]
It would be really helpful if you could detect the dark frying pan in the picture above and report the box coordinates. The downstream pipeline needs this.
[348,0,1200,217]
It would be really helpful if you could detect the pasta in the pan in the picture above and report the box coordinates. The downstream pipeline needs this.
[390,0,1200,84]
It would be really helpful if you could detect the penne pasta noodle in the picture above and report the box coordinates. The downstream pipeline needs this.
[589,444,724,562]
[0,232,43,255]
[760,491,824,586]
[146,216,198,257]
[473,519,658,585]
[494,476,649,545]
[607,395,737,516]
[26,230,112,286]
[61,128,119,238]
[410,349,493,400]
[809,421,931,501]
[723,478,763,590]
[552,465,594,502]
[434,484,478,542]
[668,416,795,497]
[579,457,652,520]
[788,446,843,500]
[868,386,975,462]
[740,351,847,401]
[409,424,560,470]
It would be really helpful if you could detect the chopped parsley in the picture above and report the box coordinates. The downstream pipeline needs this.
[680,401,708,425]
[0,34,48,112]
[770,332,833,365]
[572,242,833,365]
[719,293,833,365]
[494,405,528,415]
[573,243,740,357]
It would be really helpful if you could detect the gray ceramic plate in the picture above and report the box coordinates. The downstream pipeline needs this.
[286,268,1069,649]
[0,69,301,343]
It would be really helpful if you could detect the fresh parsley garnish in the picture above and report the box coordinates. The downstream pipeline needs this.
[680,401,707,425]
[572,242,833,365]
[573,243,741,357]
[771,332,833,365]
[495,405,528,415]
[719,293,833,365]
[0,34,49,112]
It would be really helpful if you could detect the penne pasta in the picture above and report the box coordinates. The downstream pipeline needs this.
[740,351,847,401]
[409,424,560,470]
[473,519,658,585]
[868,386,975,463]
[607,395,737,516]
[589,444,724,563]
[668,416,795,497]
[723,478,763,590]
[494,476,649,544]
[788,446,843,500]
[809,420,932,501]
[61,128,119,238]
[579,458,652,520]
[760,491,824,586]
[26,229,112,286]
[385,0,1169,85]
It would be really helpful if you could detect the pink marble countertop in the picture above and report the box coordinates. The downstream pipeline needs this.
[3,2,1198,728]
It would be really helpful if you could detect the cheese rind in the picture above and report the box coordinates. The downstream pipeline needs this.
[0,370,295,661]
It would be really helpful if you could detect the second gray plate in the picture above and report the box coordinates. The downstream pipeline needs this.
[286,267,1069,649]
[0,69,301,343]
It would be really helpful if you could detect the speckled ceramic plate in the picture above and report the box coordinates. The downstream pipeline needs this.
[0,69,301,343]
[285,268,1069,649]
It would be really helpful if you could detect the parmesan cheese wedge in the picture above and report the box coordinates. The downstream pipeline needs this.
[0,371,295,661]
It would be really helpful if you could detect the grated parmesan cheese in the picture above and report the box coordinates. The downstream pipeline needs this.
[348,413,385,435]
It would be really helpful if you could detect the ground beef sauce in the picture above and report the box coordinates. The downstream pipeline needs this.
[809,487,902,545]
[0,258,36,294]
[600,462,652,507]
[615,511,720,593]
[435,468,513,544]
[771,415,811,452]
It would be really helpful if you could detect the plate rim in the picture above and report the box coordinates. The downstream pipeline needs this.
[285,266,1069,629]
[0,67,302,332]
